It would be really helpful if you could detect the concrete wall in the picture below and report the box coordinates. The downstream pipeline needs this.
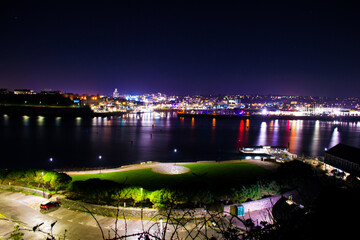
[57,197,159,219]
[57,196,209,219]
[224,190,297,215]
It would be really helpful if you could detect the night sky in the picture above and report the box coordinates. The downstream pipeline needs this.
[1,1,360,97]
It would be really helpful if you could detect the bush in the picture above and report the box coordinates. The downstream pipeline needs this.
[112,186,148,205]
[9,225,24,240]
[0,169,9,184]
[232,185,260,203]
[69,178,122,203]
[1,169,72,192]
[148,188,188,208]
[52,172,72,191]
[190,189,215,206]
[231,180,282,204]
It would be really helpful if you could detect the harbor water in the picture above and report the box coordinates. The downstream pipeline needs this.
[1,112,360,169]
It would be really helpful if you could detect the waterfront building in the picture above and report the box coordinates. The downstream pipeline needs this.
[13,89,36,95]
[324,143,360,176]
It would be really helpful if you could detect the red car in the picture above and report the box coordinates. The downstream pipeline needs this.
[40,200,60,210]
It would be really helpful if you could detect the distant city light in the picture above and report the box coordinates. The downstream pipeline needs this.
[3,87,360,119]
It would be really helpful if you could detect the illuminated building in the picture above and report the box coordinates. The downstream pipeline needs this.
[13,89,36,95]
[113,88,119,98]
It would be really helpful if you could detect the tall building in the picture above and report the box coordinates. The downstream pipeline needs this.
[113,88,119,98]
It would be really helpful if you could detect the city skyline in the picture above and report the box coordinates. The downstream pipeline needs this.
[4,86,360,100]
[1,1,360,97]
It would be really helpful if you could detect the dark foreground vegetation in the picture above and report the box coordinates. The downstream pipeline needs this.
[0,161,315,209]
[4,161,360,239]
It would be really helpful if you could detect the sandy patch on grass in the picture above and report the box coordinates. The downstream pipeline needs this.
[152,165,190,175]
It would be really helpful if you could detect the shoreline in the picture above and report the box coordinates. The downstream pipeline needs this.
[0,105,127,117]
[177,112,360,121]
[2,105,360,121]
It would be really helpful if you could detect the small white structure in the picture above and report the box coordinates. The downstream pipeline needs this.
[113,88,119,98]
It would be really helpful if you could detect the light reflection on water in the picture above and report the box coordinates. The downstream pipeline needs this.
[271,120,279,146]
[22,115,30,126]
[1,113,360,169]
[329,127,340,149]
[311,120,321,154]
[256,121,267,146]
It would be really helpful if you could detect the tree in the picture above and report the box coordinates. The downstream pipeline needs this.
[49,172,72,192]
[148,188,188,208]
[111,186,149,206]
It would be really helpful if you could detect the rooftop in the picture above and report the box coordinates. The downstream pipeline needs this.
[326,143,360,164]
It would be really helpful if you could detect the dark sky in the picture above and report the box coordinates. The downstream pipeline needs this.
[1,1,360,97]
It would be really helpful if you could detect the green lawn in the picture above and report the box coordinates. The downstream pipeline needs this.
[70,162,271,190]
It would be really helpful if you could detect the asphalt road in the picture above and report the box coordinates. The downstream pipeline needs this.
[0,190,222,239]
[0,190,165,239]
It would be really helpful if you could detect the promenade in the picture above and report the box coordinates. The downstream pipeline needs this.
[63,159,279,176]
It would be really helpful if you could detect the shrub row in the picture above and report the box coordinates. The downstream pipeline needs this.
[67,178,283,208]
[0,169,71,192]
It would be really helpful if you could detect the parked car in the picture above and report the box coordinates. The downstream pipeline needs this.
[40,200,60,210]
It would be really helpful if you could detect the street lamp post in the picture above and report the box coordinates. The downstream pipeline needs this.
[41,172,45,198]
[98,155,102,173]
[159,217,163,238]
[49,157,53,169]
[140,187,144,230]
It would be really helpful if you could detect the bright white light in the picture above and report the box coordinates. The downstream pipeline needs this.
[174,149,177,153]
[49,158,53,162]
[329,127,340,148]
[37,116,44,126]
[257,122,267,146]
[98,155,102,159]
[333,109,341,116]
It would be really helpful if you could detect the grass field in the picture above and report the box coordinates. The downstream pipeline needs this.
[70,162,271,190]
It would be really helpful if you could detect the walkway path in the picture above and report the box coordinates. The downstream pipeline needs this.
[63,159,279,175]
